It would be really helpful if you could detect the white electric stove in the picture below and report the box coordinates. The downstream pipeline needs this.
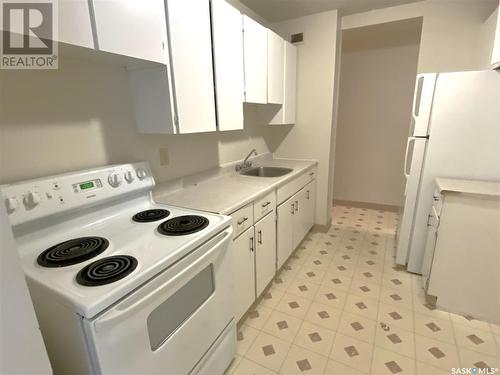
[1,162,235,375]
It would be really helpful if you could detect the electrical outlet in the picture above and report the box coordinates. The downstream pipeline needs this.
[159,148,169,166]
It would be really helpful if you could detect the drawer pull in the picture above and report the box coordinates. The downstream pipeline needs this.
[237,217,248,225]
[261,201,271,208]
[258,230,262,244]
[306,190,310,199]
[309,172,315,176]
[291,203,295,214]
[295,200,299,212]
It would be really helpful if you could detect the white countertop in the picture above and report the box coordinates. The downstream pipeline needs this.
[154,156,317,214]
[436,177,500,198]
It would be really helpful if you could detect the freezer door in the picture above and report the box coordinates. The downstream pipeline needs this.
[395,137,427,265]
[409,73,437,137]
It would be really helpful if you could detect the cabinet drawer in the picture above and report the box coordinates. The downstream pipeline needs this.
[254,191,276,222]
[230,204,254,238]
[277,167,316,204]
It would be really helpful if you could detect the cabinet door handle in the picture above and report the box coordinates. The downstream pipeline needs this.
[262,201,271,208]
[306,190,310,199]
[250,236,254,252]
[291,203,295,214]
[258,230,262,244]
[309,172,314,176]
[237,217,248,225]
[295,200,299,212]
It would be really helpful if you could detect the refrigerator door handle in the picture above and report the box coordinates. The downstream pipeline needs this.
[404,137,416,178]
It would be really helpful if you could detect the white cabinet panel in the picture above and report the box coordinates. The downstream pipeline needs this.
[128,0,217,134]
[167,0,216,133]
[92,0,167,63]
[277,197,294,269]
[492,7,500,69]
[212,0,244,131]
[269,41,297,125]
[59,0,94,48]
[255,212,276,296]
[267,30,284,104]
[292,188,307,250]
[231,226,255,321]
[302,180,316,236]
[243,15,267,104]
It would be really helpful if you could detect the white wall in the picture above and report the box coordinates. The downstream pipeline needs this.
[272,10,341,227]
[333,20,421,207]
[342,0,498,73]
[0,58,290,185]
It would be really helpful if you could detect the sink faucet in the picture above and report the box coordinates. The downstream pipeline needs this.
[236,149,257,171]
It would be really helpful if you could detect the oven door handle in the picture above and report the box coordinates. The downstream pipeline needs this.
[94,228,232,331]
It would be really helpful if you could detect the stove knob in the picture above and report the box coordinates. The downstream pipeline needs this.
[6,196,20,212]
[136,168,148,180]
[124,170,135,184]
[108,173,123,188]
[23,191,41,208]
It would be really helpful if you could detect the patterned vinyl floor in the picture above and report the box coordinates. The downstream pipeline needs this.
[226,204,500,375]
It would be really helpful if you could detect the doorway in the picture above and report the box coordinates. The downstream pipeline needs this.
[333,18,423,211]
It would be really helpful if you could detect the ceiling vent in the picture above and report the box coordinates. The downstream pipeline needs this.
[291,33,303,44]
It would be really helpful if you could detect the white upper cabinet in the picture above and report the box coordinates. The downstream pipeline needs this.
[270,41,297,125]
[59,0,94,49]
[91,0,167,63]
[128,0,217,134]
[166,0,216,133]
[243,15,268,104]
[267,30,284,104]
[492,6,500,69]
[211,0,244,131]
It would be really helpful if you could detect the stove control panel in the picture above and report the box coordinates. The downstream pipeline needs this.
[1,162,154,227]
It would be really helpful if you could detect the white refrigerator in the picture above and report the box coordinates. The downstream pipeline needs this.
[395,70,500,274]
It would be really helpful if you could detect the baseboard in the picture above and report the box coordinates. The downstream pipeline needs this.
[333,199,400,212]
[312,223,331,233]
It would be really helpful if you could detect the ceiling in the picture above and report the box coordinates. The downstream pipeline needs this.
[238,0,424,22]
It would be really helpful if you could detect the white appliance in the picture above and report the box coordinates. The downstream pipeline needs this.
[1,191,52,375]
[396,70,500,274]
[1,162,235,375]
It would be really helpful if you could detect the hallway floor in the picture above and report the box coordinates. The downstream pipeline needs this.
[228,204,500,374]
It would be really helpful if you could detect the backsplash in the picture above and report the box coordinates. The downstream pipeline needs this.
[0,57,290,185]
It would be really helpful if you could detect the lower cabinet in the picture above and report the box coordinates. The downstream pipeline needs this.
[277,197,294,269]
[278,180,316,269]
[255,212,277,297]
[231,169,317,322]
[231,226,255,322]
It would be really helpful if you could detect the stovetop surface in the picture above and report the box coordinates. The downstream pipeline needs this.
[16,197,231,319]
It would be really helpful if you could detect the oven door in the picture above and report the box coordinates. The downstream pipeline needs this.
[83,227,234,375]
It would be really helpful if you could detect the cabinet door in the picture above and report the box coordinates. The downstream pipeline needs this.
[167,0,217,133]
[243,15,267,104]
[492,7,500,69]
[231,226,255,321]
[269,41,297,124]
[255,212,277,297]
[303,180,316,234]
[211,0,244,131]
[92,0,167,63]
[292,188,307,249]
[59,0,94,48]
[277,197,294,269]
[267,30,284,104]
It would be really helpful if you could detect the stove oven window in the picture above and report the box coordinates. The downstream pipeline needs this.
[147,265,215,350]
